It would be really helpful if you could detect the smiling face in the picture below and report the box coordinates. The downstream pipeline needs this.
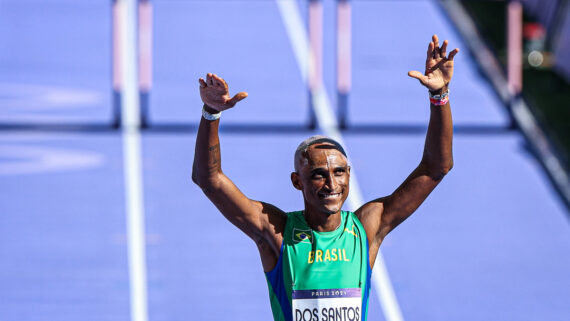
[291,143,350,216]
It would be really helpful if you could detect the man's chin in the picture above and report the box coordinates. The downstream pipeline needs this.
[320,205,342,215]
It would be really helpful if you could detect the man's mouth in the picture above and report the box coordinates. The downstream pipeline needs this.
[319,192,342,199]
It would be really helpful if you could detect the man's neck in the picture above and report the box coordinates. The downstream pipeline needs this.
[303,209,342,232]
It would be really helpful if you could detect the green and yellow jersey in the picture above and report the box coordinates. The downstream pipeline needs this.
[265,210,372,321]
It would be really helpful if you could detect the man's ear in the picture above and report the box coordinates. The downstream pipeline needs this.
[291,172,303,190]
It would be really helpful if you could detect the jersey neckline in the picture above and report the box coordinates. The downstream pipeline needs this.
[298,210,347,237]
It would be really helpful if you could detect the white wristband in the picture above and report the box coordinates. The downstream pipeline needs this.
[202,107,221,121]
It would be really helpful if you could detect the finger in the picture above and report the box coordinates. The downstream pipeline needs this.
[448,48,459,61]
[199,78,207,88]
[229,91,248,106]
[441,40,448,58]
[432,35,440,58]
[212,73,224,86]
[427,41,434,60]
[207,73,214,86]
[428,59,445,73]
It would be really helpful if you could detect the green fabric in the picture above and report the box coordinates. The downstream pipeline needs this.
[265,210,371,321]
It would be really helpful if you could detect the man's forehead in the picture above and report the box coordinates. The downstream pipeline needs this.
[303,144,348,165]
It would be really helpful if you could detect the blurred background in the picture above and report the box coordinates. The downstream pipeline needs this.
[0,0,569,321]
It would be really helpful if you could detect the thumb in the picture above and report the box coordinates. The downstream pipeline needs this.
[229,91,248,106]
[407,70,425,81]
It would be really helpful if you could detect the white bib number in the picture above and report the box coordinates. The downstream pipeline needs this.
[292,288,361,321]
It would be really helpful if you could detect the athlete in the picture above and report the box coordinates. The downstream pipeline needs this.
[192,35,458,321]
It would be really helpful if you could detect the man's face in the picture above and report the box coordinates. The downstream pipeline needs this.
[292,144,350,215]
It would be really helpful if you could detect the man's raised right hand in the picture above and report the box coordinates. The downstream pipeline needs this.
[199,73,248,112]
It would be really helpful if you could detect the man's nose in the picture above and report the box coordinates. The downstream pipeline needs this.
[325,173,338,190]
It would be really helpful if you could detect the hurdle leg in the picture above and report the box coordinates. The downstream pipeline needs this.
[112,0,122,129]
[138,0,152,129]
[336,0,351,129]
[308,0,323,130]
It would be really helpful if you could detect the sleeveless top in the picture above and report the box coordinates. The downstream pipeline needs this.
[265,210,372,321]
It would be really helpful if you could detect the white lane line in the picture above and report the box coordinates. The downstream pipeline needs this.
[276,0,309,82]
[122,131,148,321]
[118,1,149,321]
[0,145,103,175]
[275,1,405,321]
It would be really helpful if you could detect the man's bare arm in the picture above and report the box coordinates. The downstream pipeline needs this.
[357,35,459,252]
[192,74,285,265]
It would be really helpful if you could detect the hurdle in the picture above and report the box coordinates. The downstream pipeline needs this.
[112,0,153,129]
[308,0,323,129]
[138,0,152,128]
[114,0,350,130]
[307,0,352,130]
[336,0,351,129]
[507,0,522,96]
[112,0,122,128]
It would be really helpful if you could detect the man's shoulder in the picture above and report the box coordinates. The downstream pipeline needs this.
[344,209,364,226]
[285,210,303,217]
[281,210,307,231]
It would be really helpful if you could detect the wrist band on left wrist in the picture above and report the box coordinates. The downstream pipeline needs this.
[429,89,450,106]
[202,106,222,121]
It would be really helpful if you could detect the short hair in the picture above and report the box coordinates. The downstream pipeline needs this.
[294,135,347,170]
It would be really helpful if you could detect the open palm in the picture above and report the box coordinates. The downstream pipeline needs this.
[199,73,247,112]
[408,35,459,92]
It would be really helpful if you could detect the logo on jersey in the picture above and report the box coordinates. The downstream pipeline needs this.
[344,226,358,238]
[293,228,313,244]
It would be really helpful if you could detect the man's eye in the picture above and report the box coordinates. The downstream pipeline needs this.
[334,168,346,175]
[311,171,325,179]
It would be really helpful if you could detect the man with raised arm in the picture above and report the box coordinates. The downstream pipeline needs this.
[192,35,459,321]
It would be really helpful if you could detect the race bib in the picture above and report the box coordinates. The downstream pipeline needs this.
[292,288,362,321]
